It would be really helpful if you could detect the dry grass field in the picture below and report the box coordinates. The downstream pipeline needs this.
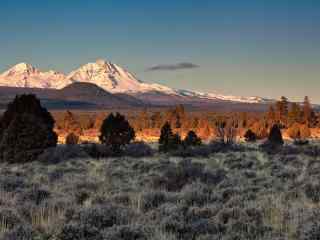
[0,142,320,240]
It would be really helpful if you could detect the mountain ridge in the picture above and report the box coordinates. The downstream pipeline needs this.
[0,59,272,104]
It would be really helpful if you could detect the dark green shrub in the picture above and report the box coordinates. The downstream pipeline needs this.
[0,94,55,137]
[0,95,57,163]
[184,131,202,147]
[244,129,257,142]
[268,124,284,146]
[0,114,57,163]
[159,122,182,152]
[99,113,135,153]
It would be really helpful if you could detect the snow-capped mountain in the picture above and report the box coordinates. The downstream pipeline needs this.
[0,59,270,104]
[66,59,176,94]
[0,63,67,89]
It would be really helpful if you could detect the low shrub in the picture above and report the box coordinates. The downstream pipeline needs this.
[141,191,169,212]
[82,144,113,159]
[151,159,226,191]
[2,225,34,240]
[37,145,90,164]
[0,209,22,231]
[171,145,211,158]
[305,183,320,203]
[103,225,150,240]
[56,223,103,240]
[123,142,155,158]
[71,204,134,229]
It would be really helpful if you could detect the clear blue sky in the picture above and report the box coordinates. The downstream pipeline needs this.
[0,0,319,102]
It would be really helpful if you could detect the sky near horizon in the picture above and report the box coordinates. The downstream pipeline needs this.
[0,0,319,102]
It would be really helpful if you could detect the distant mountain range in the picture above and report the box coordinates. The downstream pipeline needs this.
[0,59,274,110]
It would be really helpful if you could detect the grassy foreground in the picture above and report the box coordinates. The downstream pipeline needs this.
[0,144,320,240]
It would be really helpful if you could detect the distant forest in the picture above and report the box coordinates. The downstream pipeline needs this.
[52,96,320,142]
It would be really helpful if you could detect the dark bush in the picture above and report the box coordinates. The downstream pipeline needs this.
[183,131,202,147]
[268,124,284,146]
[0,95,57,163]
[293,139,309,146]
[244,129,257,142]
[0,94,55,137]
[0,114,57,163]
[82,144,113,159]
[159,122,182,152]
[99,113,135,153]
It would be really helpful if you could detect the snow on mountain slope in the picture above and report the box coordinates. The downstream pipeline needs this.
[177,89,268,104]
[0,59,270,104]
[0,63,68,89]
[67,59,176,94]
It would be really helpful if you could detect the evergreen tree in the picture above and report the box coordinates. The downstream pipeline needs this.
[0,94,58,163]
[288,102,301,124]
[268,124,284,146]
[0,94,55,138]
[159,122,181,152]
[302,96,317,127]
[275,96,289,125]
[244,129,257,142]
[99,113,135,152]
[184,131,202,147]
[0,114,57,163]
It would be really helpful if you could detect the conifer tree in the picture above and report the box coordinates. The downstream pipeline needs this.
[288,102,301,124]
[159,122,181,152]
[302,96,317,126]
[275,96,289,125]
[0,95,57,163]
[99,113,135,152]
[184,131,202,147]
[244,129,257,142]
[268,124,284,146]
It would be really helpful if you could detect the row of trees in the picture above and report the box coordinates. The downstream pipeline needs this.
[0,94,314,163]
[267,96,317,127]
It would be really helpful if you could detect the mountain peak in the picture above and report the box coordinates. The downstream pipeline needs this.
[2,62,38,76]
[95,59,108,66]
